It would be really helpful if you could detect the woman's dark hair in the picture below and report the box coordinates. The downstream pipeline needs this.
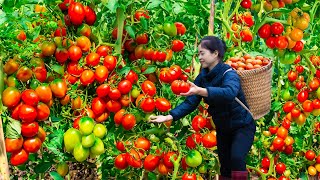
[199,36,227,59]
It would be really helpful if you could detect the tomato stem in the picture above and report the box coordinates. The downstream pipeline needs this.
[0,55,4,111]
[115,7,125,55]
[275,57,282,102]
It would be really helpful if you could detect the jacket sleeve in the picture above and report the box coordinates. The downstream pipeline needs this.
[169,75,202,121]
[205,70,240,103]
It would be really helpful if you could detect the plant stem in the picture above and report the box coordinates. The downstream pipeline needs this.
[0,54,4,111]
[275,57,282,102]
[115,7,125,55]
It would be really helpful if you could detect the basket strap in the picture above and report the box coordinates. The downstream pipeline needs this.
[223,68,254,118]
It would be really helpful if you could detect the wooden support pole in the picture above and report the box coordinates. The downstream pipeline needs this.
[208,0,215,35]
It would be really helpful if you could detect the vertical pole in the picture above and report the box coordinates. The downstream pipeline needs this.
[208,0,215,35]
[0,57,10,180]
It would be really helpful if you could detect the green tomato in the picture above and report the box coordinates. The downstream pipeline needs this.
[64,128,82,153]
[284,169,291,177]
[79,117,95,135]
[6,76,20,88]
[90,138,105,156]
[163,22,177,36]
[186,150,202,167]
[282,89,293,101]
[81,133,96,148]
[149,134,160,143]
[280,51,296,64]
[30,79,40,90]
[198,164,207,174]
[131,88,141,98]
[56,162,69,176]
[93,124,107,139]
[312,109,320,116]
[144,113,156,122]
[317,87,320,99]
[73,143,89,162]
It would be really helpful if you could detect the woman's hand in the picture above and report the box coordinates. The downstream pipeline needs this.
[149,115,173,123]
[180,81,199,96]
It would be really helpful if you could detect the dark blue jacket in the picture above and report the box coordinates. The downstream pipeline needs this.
[169,62,253,130]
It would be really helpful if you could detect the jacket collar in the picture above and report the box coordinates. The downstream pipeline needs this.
[201,62,224,79]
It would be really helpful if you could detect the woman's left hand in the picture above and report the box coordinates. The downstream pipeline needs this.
[180,81,199,96]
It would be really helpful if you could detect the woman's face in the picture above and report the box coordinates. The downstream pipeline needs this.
[198,44,219,71]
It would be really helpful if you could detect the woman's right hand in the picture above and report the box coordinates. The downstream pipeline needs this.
[149,115,173,123]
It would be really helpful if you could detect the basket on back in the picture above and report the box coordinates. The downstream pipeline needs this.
[236,60,273,120]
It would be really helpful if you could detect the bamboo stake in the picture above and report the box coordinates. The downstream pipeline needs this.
[208,0,215,35]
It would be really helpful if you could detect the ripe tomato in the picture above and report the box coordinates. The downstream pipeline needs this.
[36,103,50,121]
[134,137,151,151]
[307,166,317,176]
[124,39,136,52]
[134,45,145,59]
[10,149,29,166]
[140,97,155,112]
[202,133,217,148]
[292,41,304,52]
[163,152,177,168]
[68,2,85,26]
[275,36,288,49]
[50,79,67,98]
[83,6,96,25]
[297,90,308,103]
[109,88,121,100]
[144,154,160,171]
[91,97,106,116]
[96,45,112,57]
[2,87,21,108]
[16,66,32,82]
[135,33,148,44]
[21,89,39,106]
[126,149,142,168]
[115,154,128,170]
[67,61,84,76]
[305,150,315,161]
[134,11,150,21]
[240,0,252,9]
[5,137,23,153]
[35,84,52,103]
[19,104,37,122]
[126,70,138,84]
[266,36,276,49]
[68,45,82,61]
[41,41,56,56]
[271,22,284,35]
[275,163,286,174]
[258,24,271,39]
[261,157,270,169]
[118,80,133,95]
[21,121,39,137]
[158,162,172,175]
[17,30,26,41]
[95,66,109,83]
[172,40,184,52]
[192,115,206,131]
[284,145,293,155]
[54,27,67,37]
[23,137,42,153]
[287,70,297,82]
[80,69,95,86]
[76,36,91,52]
[103,55,117,71]
[141,80,156,96]
[3,59,19,75]
[106,100,121,112]
[289,28,303,41]
[96,84,110,97]
[277,126,288,139]
[37,126,46,142]
[174,22,186,35]
[186,133,203,149]
[272,137,285,150]
[309,78,319,90]
[182,173,197,180]
[155,98,171,112]
[122,114,136,130]
[143,48,154,60]
[86,52,100,67]
[240,29,253,42]
[302,100,313,112]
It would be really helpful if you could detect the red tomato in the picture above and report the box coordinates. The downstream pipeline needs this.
[95,66,109,83]
[68,2,85,26]
[126,70,138,84]
[96,45,112,57]
[114,109,126,125]
[23,137,42,153]
[2,87,21,108]
[240,29,253,42]
[136,33,148,44]
[86,52,100,67]
[134,11,150,21]
[240,0,252,9]
[192,115,206,131]
[35,84,52,103]
[309,78,319,90]
[103,55,117,71]
[21,122,39,137]
[21,89,39,106]
[143,48,154,60]
[174,22,186,35]
[141,80,156,96]
[96,84,110,97]
[67,61,84,76]
[115,154,128,170]
[76,36,91,52]
[287,70,297,82]
[302,100,313,112]
[202,133,217,148]
[272,137,285,150]
[292,41,304,52]
[118,80,133,95]
[269,126,278,134]
[186,133,202,149]
[16,66,32,82]
[126,149,142,168]
[50,79,67,98]
[122,114,136,130]
[172,40,184,52]
[124,39,136,52]
[281,118,291,129]
[91,97,106,116]
[276,126,288,139]
[305,150,315,161]
[54,27,67,37]
[144,154,160,171]
[106,100,121,113]
[36,103,50,121]
[295,65,304,73]
[275,163,286,174]
[33,66,47,83]
[68,45,82,61]
[155,98,171,112]
[266,36,276,49]
[83,6,96,25]
[109,88,121,100]
[297,90,308,103]
[80,69,95,86]
[261,157,270,169]
[5,137,23,153]
[134,137,151,151]
[275,36,288,49]
[10,149,29,166]
[258,24,271,39]
[19,104,37,122]
[271,22,284,35]
[140,97,155,112]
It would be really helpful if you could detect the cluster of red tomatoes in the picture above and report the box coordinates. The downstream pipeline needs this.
[225,54,270,70]
[258,156,289,179]
[228,12,255,43]
[3,88,48,166]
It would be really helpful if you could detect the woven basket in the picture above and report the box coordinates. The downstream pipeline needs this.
[236,60,273,120]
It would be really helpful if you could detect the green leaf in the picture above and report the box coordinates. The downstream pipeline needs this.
[107,0,119,12]
[271,101,282,111]
[6,118,21,139]
[147,0,162,9]
[173,3,184,14]
[142,65,156,74]
[52,64,64,76]
[49,172,64,180]
[161,1,172,13]
[148,172,157,180]
[0,11,7,25]
[140,17,148,30]
[51,116,63,122]
[125,25,135,39]
[118,66,131,76]
[34,162,52,173]
[28,26,41,41]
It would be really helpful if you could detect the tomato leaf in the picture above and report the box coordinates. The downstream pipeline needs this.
[271,101,282,111]
[106,0,119,12]
[142,65,156,74]
[52,64,64,76]
[161,1,172,13]
[6,118,21,139]
[125,25,135,39]
[34,162,52,173]
[49,172,64,180]
[147,0,162,9]
[51,116,63,122]
[118,66,131,76]
[147,172,157,180]
[173,3,184,14]
[140,17,148,30]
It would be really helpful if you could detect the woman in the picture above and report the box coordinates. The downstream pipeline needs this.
[149,36,256,180]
